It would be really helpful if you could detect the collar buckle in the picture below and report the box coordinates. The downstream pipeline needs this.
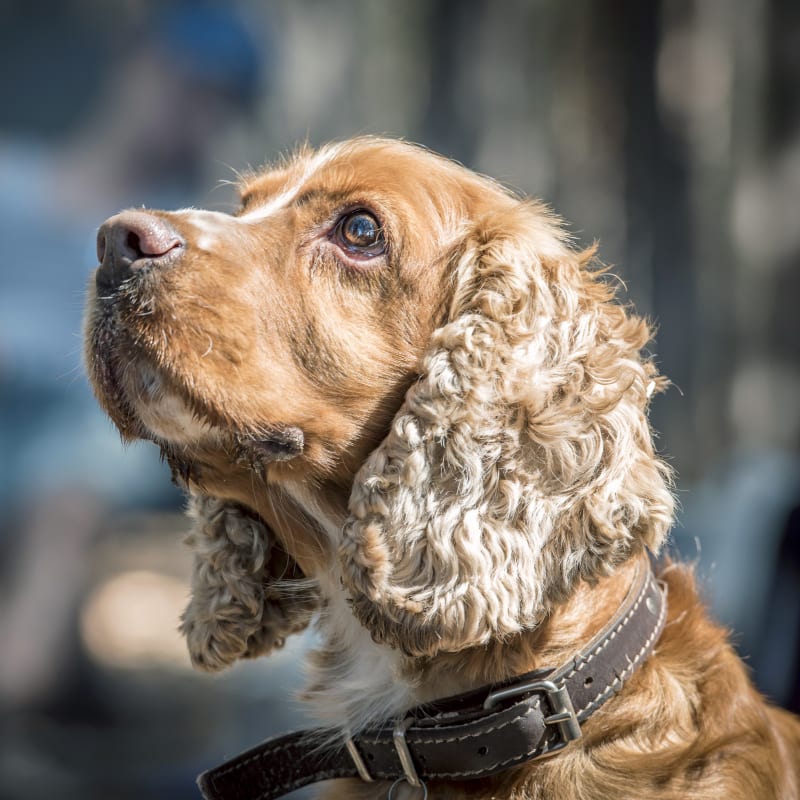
[483,679,582,756]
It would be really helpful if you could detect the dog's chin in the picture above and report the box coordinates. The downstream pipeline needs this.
[133,377,305,468]
[89,343,213,446]
[91,341,305,472]
[129,362,221,447]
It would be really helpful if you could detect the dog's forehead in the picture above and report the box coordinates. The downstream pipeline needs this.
[238,140,461,220]
[238,147,338,213]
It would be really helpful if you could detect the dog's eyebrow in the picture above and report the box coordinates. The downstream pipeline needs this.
[239,173,292,209]
[293,187,360,208]
[238,186,363,222]
[238,147,347,222]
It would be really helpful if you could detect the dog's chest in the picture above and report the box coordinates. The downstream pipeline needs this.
[306,579,416,735]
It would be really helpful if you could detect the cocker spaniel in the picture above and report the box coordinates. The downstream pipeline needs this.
[85,138,800,799]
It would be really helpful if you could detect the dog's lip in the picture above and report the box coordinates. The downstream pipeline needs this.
[85,311,142,437]
[88,306,306,460]
[87,318,201,443]
[95,343,306,461]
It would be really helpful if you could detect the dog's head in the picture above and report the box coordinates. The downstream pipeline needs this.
[85,137,673,665]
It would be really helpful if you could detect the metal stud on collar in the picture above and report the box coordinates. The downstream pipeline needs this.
[393,717,422,787]
[344,736,374,783]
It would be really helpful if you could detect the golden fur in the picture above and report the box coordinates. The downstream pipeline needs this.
[85,137,800,798]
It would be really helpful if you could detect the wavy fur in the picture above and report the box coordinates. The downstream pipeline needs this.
[84,137,800,798]
[342,204,673,656]
[181,495,318,671]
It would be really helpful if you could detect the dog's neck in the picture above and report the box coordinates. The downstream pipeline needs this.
[265,474,647,736]
[408,555,643,706]
[304,538,644,737]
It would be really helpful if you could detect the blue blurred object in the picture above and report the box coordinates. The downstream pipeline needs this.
[153,4,267,107]
[0,143,174,512]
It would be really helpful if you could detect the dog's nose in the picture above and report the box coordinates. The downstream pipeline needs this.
[95,211,183,290]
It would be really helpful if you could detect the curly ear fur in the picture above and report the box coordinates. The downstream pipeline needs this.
[340,202,674,658]
[180,495,319,671]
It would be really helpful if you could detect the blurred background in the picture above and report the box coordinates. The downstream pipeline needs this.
[0,0,798,797]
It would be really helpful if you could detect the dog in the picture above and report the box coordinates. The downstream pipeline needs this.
[85,137,800,799]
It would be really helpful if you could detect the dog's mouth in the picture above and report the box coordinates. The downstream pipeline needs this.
[86,294,305,469]
[86,294,205,440]
[85,299,145,439]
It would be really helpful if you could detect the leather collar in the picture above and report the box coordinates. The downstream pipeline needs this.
[198,557,667,800]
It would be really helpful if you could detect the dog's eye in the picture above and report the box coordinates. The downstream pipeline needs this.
[334,210,385,256]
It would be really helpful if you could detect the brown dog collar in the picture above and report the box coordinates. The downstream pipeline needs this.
[198,558,667,800]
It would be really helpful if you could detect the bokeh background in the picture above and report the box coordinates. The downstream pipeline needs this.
[1,1,798,798]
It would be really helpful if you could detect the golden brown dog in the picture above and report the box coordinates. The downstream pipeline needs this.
[85,138,800,799]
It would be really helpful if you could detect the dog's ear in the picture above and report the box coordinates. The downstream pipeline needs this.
[180,495,319,671]
[340,201,674,658]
